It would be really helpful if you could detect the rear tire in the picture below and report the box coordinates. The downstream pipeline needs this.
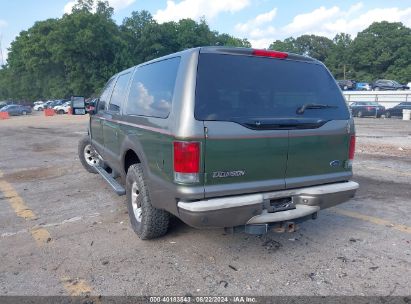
[78,136,99,174]
[58,109,64,114]
[22,111,27,115]
[385,111,391,118]
[357,111,363,118]
[126,163,169,240]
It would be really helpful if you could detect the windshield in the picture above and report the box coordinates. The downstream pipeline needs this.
[195,53,349,122]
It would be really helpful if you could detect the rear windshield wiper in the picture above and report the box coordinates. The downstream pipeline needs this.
[296,103,338,115]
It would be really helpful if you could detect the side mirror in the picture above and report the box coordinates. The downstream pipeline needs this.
[71,96,86,115]
[86,98,98,115]
[97,99,106,112]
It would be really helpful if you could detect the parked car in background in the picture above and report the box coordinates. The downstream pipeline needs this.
[385,102,411,118]
[48,99,67,109]
[407,82,411,90]
[33,102,46,111]
[44,101,54,108]
[356,82,371,91]
[337,79,356,90]
[371,80,410,91]
[0,101,13,109]
[349,102,385,118]
[54,102,71,114]
[0,104,32,116]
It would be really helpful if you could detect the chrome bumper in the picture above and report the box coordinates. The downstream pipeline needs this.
[177,181,359,228]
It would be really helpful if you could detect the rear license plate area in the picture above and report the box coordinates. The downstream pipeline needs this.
[264,197,295,213]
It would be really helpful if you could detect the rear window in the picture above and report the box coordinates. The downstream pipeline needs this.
[195,54,349,121]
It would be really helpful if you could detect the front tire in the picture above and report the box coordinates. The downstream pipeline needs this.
[385,111,391,118]
[126,164,169,240]
[357,111,363,118]
[78,136,100,173]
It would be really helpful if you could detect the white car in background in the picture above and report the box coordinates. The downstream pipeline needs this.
[33,102,45,111]
[54,102,71,114]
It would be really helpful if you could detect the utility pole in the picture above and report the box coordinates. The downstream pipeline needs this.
[343,64,346,80]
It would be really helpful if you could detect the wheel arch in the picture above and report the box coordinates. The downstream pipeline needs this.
[123,149,141,175]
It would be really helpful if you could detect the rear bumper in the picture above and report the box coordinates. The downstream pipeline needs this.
[177,181,359,228]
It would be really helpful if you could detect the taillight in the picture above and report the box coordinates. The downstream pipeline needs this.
[345,135,355,169]
[349,135,356,160]
[348,135,356,163]
[366,106,372,111]
[252,49,288,59]
[173,141,200,183]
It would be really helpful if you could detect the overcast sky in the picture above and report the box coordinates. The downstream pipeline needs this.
[1,0,411,64]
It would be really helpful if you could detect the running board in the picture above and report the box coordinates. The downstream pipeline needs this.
[94,166,126,196]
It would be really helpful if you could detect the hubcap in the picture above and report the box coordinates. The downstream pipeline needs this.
[131,182,142,222]
[84,144,99,166]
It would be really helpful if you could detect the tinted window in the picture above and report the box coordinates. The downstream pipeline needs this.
[109,73,131,112]
[195,54,349,121]
[126,57,180,118]
[99,78,115,111]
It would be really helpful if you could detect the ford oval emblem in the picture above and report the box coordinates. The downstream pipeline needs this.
[330,160,341,167]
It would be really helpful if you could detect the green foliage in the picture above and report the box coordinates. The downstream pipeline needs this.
[1,0,410,101]
[269,35,335,62]
[350,22,411,83]
[269,22,411,83]
[0,1,250,101]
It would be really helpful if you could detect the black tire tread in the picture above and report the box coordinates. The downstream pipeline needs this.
[78,135,97,174]
[126,164,169,239]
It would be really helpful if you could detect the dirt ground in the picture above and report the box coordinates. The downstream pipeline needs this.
[0,112,410,297]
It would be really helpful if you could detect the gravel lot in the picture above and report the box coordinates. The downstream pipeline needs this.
[0,113,410,297]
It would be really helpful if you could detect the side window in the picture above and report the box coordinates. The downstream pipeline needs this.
[99,78,115,112]
[108,73,131,112]
[126,57,180,118]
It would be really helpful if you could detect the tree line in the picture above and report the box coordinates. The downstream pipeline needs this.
[0,0,410,101]
[269,21,411,84]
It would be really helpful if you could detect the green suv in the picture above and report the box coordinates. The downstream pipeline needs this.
[78,47,358,239]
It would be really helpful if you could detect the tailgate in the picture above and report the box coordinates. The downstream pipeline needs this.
[203,121,288,197]
[195,49,352,198]
[286,120,352,189]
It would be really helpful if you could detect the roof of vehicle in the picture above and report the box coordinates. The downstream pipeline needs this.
[125,46,319,73]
